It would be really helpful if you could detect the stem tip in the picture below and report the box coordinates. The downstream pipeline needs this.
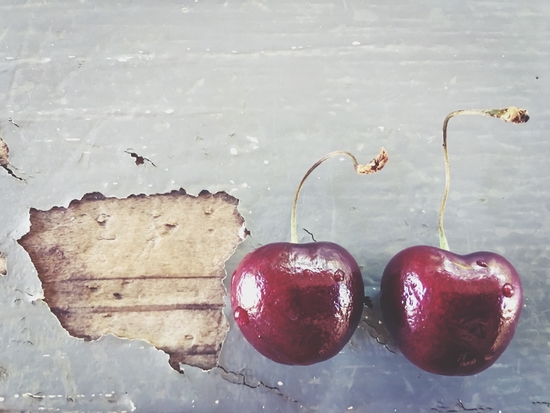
[354,147,388,174]
[499,107,529,124]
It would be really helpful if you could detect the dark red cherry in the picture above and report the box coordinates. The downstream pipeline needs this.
[230,241,364,365]
[380,245,523,376]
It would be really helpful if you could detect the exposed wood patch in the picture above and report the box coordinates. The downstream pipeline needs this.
[18,189,247,371]
[0,253,6,276]
[0,136,25,182]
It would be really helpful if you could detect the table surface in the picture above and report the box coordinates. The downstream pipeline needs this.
[1,1,549,412]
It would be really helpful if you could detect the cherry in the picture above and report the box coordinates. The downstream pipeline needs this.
[380,107,529,376]
[231,148,388,365]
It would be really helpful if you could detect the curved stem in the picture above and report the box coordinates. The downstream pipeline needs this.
[290,147,388,243]
[439,106,529,251]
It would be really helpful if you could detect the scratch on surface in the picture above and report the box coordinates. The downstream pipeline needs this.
[361,307,396,353]
[533,401,550,408]
[13,391,137,412]
[216,365,300,404]
[431,399,493,412]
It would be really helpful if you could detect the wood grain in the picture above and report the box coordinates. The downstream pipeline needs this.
[19,189,246,371]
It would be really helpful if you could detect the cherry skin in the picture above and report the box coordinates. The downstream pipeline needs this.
[380,245,523,376]
[230,241,364,365]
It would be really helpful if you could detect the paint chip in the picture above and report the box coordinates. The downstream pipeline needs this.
[0,253,6,276]
[18,189,247,371]
[0,137,25,181]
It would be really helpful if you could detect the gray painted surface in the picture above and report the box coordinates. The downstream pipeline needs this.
[0,1,548,412]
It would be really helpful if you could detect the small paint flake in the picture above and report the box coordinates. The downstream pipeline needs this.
[230,147,238,155]
[352,41,361,46]
[277,381,283,386]
[263,160,269,164]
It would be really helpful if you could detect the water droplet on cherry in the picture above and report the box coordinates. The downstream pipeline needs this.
[234,306,249,326]
[334,269,345,282]
[502,283,514,297]
[476,260,488,268]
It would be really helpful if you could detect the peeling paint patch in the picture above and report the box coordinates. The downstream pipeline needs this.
[0,253,6,276]
[0,136,25,182]
[18,189,247,371]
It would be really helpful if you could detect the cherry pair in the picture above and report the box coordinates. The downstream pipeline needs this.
[230,107,529,376]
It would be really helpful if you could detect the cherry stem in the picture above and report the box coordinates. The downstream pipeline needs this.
[290,147,388,243]
[439,106,529,251]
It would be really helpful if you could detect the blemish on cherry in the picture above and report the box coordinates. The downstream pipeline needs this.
[333,270,345,282]
[476,260,488,268]
[502,283,514,297]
